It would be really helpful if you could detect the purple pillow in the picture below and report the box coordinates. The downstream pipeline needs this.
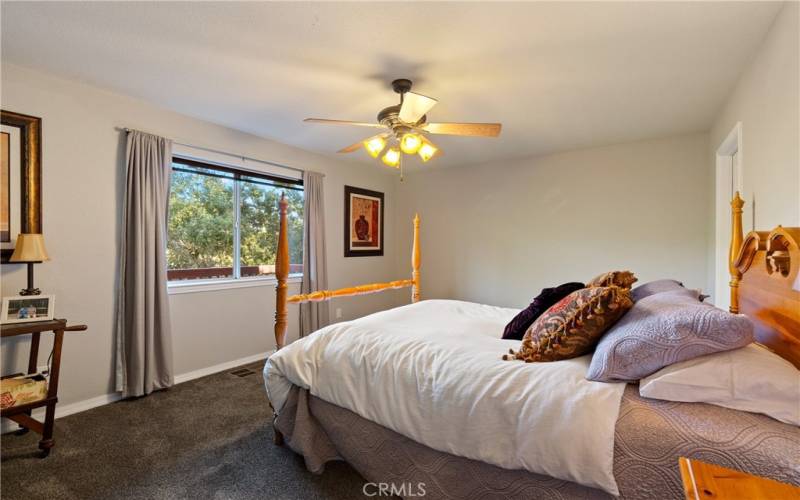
[631,279,686,301]
[632,279,709,303]
[502,282,585,340]
[586,291,754,382]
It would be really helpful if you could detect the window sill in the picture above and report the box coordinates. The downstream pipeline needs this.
[168,275,302,295]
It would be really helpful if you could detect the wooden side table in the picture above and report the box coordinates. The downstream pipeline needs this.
[1,319,86,457]
[679,457,800,499]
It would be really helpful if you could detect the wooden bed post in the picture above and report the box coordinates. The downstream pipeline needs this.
[412,213,421,303]
[729,191,744,314]
[274,193,289,351]
[275,212,421,345]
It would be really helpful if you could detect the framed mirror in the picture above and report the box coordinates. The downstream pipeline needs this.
[1,110,42,263]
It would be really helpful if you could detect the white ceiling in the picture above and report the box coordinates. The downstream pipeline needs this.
[0,2,784,170]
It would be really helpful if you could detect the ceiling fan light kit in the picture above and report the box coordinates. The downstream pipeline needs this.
[400,133,423,154]
[364,135,387,158]
[381,147,401,168]
[305,79,502,177]
[417,139,438,162]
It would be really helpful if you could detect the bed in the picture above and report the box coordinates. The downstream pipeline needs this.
[263,193,800,499]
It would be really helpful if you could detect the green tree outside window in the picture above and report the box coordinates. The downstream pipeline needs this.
[167,161,303,280]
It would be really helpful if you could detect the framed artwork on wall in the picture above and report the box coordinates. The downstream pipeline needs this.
[344,185,384,257]
[1,110,42,263]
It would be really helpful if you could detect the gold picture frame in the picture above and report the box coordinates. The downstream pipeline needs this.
[1,110,42,263]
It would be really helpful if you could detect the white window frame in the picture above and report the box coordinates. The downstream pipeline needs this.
[167,275,302,295]
[167,147,304,295]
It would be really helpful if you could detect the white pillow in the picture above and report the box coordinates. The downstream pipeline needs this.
[639,343,800,426]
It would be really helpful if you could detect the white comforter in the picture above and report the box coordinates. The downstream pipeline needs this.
[264,300,626,495]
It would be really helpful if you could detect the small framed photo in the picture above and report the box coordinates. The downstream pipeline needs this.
[344,185,384,257]
[1,295,55,324]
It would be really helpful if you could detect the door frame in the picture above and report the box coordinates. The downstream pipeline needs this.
[714,122,742,310]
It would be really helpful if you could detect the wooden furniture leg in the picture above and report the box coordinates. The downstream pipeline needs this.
[412,213,421,303]
[27,332,40,374]
[269,402,284,446]
[2,320,86,457]
[274,194,289,352]
[39,403,55,457]
[728,192,744,313]
[38,328,63,456]
[272,195,289,445]
[15,332,41,435]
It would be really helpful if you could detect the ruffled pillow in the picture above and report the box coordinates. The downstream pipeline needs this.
[504,286,633,362]
[587,270,637,290]
[501,282,585,340]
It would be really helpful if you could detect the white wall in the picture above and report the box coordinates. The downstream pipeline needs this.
[0,63,403,408]
[709,2,800,310]
[3,3,795,414]
[394,134,711,308]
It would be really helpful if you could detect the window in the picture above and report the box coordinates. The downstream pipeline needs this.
[167,157,303,282]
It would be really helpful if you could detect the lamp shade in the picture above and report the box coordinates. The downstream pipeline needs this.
[10,234,50,263]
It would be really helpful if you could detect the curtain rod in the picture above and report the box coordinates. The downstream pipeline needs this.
[116,127,308,175]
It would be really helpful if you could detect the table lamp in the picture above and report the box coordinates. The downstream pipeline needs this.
[9,233,50,296]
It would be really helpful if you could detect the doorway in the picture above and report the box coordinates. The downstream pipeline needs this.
[714,122,742,311]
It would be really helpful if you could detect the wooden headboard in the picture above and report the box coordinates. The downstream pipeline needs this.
[729,192,800,368]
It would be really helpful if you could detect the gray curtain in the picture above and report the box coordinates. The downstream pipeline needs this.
[299,171,329,336]
[115,130,174,398]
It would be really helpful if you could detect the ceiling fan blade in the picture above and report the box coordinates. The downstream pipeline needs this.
[304,118,386,128]
[423,122,502,137]
[337,132,389,154]
[337,141,365,154]
[398,92,438,124]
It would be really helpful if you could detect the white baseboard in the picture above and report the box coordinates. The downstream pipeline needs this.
[2,351,273,434]
[1,393,123,435]
[173,351,271,384]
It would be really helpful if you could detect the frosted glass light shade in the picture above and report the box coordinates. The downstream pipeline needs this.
[364,136,387,158]
[400,133,422,154]
[382,147,401,167]
[418,142,438,162]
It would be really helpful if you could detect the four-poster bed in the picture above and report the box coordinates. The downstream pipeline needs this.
[264,192,799,499]
[272,194,421,351]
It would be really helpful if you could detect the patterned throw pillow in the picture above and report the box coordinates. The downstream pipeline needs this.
[587,271,638,290]
[586,291,754,382]
[503,286,633,362]
[501,282,585,340]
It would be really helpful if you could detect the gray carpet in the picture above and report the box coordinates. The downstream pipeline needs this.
[1,361,371,500]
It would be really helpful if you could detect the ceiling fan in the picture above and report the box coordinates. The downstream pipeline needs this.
[304,79,502,175]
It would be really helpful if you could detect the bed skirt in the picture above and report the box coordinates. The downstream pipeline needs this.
[274,385,800,500]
